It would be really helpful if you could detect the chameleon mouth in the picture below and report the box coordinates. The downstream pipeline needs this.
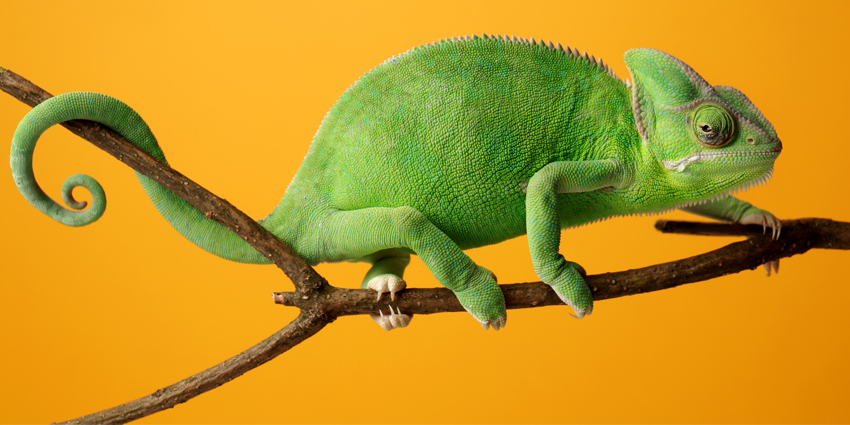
[674,165,776,210]
[662,149,781,173]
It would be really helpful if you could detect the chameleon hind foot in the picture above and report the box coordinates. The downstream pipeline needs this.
[366,274,411,330]
[370,306,412,331]
[366,274,406,301]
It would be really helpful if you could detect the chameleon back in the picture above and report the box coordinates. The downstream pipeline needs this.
[279,35,637,250]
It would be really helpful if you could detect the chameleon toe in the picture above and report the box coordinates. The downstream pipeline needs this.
[366,275,407,302]
[454,266,507,330]
[477,316,506,331]
[370,307,412,331]
[763,259,780,276]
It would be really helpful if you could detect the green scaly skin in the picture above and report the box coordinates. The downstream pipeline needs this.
[10,35,782,330]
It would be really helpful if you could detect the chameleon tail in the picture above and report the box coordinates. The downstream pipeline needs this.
[10,92,271,264]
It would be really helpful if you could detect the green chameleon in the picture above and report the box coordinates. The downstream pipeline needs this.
[10,35,781,331]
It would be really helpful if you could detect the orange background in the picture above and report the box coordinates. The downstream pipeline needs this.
[2,1,849,423]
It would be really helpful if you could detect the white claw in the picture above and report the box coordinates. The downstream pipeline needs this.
[772,216,781,240]
[477,316,506,331]
[370,280,387,301]
[387,278,404,301]
[370,307,411,331]
[387,306,411,328]
[763,259,780,277]
[739,211,782,241]
[558,295,591,319]
[371,309,393,331]
[367,275,407,301]
[387,307,400,328]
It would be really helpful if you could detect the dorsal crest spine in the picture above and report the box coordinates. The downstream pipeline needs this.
[384,34,626,84]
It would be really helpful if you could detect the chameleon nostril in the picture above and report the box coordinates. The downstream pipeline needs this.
[747,137,755,145]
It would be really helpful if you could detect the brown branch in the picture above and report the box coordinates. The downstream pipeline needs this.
[273,218,850,315]
[3,67,849,424]
[0,68,326,294]
[61,309,330,425]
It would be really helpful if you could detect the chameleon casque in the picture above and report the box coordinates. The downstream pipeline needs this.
[10,35,782,331]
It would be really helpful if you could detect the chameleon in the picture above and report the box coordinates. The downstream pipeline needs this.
[10,34,782,331]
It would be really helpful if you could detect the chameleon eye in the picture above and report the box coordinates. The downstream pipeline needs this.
[692,103,735,147]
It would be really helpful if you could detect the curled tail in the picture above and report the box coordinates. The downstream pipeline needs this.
[10,92,271,264]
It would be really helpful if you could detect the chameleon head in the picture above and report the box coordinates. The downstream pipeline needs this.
[623,48,781,201]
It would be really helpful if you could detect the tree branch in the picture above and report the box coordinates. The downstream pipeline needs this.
[3,67,848,424]
[273,218,850,315]
[61,309,330,425]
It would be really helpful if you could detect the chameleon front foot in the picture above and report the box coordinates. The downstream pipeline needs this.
[763,259,780,276]
[545,262,593,319]
[370,306,412,331]
[739,208,782,240]
[454,266,507,330]
[739,208,781,274]
[366,274,406,301]
[478,316,506,331]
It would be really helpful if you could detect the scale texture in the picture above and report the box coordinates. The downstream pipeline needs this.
[10,35,782,330]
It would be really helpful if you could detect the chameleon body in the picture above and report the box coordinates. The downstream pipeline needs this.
[10,35,782,330]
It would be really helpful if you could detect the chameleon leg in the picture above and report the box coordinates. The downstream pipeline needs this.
[317,206,506,330]
[525,159,623,318]
[681,196,782,275]
[681,197,781,239]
